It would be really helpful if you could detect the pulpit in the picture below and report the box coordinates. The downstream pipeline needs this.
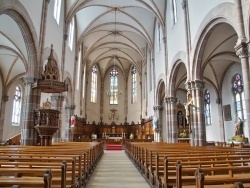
[34,108,60,146]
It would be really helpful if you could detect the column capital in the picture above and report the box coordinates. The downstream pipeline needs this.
[153,105,163,111]
[235,42,250,58]
[23,77,36,86]
[65,105,76,110]
[185,81,192,91]
[2,95,9,102]
[182,0,187,9]
[169,97,178,104]
[191,80,204,91]
[64,34,68,41]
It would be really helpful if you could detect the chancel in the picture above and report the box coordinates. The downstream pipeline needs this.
[1,0,250,187]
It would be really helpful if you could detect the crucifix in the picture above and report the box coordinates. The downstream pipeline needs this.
[110,108,117,121]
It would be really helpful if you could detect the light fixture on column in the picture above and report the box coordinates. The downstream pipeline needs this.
[106,6,122,99]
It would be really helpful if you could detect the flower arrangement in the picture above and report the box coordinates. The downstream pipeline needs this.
[179,131,187,138]
[114,139,120,143]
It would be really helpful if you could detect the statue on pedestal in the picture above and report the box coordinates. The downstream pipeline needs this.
[235,117,243,136]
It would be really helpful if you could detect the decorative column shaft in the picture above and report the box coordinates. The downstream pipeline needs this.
[182,0,191,80]
[65,105,75,141]
[164,97,171,143]
[235,42,250,137]
[169,97,178,143]
[21,77,41,145]
[51,94,65,142]
[193,80,205,146]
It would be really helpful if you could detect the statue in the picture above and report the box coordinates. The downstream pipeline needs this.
[184,91,192,124]
[153,116,158,130]
[235,117,243,136]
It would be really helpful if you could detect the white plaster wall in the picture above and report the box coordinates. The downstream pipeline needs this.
[45,0,65,80]
[222,63,244,141]
[19,0,43,40]
[127,66,141,124]
[2,79,24,141]
[204,83,220,142]
[188,0,234,47]
[166,0,186,67]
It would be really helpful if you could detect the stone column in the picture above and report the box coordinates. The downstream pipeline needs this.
[0,95,9,141]
[234,0,250,137]
[190,80,205,146]
[235,42,250,137]
[216,98,225,142]
[50,94,64,142]
[169,97,178,143]
[153,105,163,142]
[21,77,41,146]
[65,105,75,141]
[182,0,191,80]
[164,97,171,143]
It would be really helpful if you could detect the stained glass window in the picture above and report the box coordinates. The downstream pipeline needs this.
[12,86,22,125]
[110,68,119,104]
[232,73,246,120]
[204,89,211,125]
[91,66,97,103]
[131,66,137,103]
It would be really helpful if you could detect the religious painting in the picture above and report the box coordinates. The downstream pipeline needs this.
[223,104,232,121]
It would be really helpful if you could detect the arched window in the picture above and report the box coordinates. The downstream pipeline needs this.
[204,89,211,125]
[76,48,81,90]
[233,73,246,120]
[91,65,97,103]
[110,68,119,105]
[12,86,22,125]
[53,0,61,24]
[172,0,178,24]
[68,17,75,50]
[131,66,137,103]
[158,22,161,52]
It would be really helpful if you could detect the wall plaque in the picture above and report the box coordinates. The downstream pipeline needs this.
[223,104,232,121]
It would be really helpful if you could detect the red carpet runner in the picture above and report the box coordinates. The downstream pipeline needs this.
[106,144,122,150]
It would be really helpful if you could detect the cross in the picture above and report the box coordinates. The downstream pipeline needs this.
[110,108,117,121]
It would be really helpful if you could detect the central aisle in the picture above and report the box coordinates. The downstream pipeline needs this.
[86,150,150,188]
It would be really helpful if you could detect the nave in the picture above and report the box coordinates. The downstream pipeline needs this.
[86,150,150,188]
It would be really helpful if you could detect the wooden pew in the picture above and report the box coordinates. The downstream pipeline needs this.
[125,142,250,188]
[0,142,103,188]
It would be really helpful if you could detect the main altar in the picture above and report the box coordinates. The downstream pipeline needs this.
[70,117,154,145]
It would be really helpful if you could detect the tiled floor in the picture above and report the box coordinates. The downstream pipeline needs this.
[85,150,150,188]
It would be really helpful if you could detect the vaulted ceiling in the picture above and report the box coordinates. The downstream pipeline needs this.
[66,0,166,76]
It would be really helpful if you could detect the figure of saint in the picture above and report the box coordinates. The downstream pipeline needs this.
[153,116,158,130]
[235,117,243,136]
[184,91,192,124]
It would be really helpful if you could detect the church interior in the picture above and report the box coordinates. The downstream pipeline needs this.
[1,0,250,187]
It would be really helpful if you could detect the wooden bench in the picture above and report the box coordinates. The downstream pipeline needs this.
[0,142,104,187]
[125,142,250,188]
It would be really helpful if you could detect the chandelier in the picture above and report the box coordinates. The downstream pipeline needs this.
[106,7,122,99]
